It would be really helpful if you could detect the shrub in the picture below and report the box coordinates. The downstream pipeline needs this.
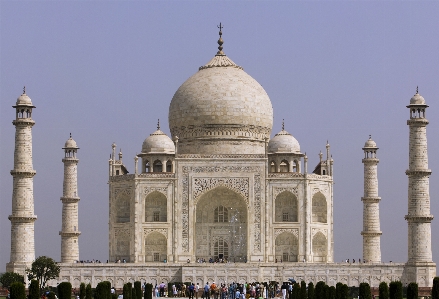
[340,284,349,299]
[123,283,133,299]
[389,281,403,299]
[0,272,24,288]
[80,283,86,299]
[86,284,93,299]
[95,281,111,299]
[29,280,39,299]
[47,292,56,299]
[307,282,314,299]
[145,283,153,299]
[10,282,26,299]
[379,282,389,299]
[315,281,326,299]
[300,281,307,299]
[168,282,173,297]
[432,277,439,299]
[291,283,300,299]
[406,282,418,299]
[359,283,371,299]
[58,282,72,299]
[134,281,142,299]
[328,286,336,299]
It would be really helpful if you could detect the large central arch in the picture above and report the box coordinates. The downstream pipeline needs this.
[195,186,248,262]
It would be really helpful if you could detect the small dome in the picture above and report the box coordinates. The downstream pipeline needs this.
[16,93,33,106]
[363,136,377,148]
[268,129,300,154]
[410,92,426,105]
[142,130,175,154]
[63,136,78,149]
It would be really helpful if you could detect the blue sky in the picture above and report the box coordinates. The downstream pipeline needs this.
[1,1,438,270]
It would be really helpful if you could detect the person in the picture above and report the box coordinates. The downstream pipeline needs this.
[189,284,195,299]
[235,289,241,299]
[211,282,217,299]
[160,282,166,297]
[204,282,210,299]
[172,284,177,298]
[281,283,287,299]
[196,283,200,299]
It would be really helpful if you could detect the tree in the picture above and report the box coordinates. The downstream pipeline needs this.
[379,282,389,299]
[291,283,300,299]
[328,286,336,299]
[144,283,153,299]
[406,282,418,299]
[307,282,315,299]
[86,283,93,299]
[29,280,40,299]
[9,282,26,299]
[0,272,24,288]
[389,281,402,299]
[80,283,86,299]
[432,277,439,299]
[58,282,72,299]
[135,281,142,299]
[340,284,349,299]
[359,283,371,299]
[123,283,132,299]
[26,256,60,288]
[96,281,111,299]
[335,283,343,299]
[300,281,307,299]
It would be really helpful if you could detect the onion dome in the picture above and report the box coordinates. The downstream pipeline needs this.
[410,89,426,105]
[168,25,273,155]
[14,86,35,107]
[63,134,79,149]
[268,125,300,154]
[363,135,377,148]
[142,123,175,154]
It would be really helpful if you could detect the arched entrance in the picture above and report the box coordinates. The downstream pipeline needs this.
[195,187,247,262]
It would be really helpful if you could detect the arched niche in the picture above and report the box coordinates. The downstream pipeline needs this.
[145,191,167,222]
[275,191,298,222]
[116,195,130,223]
[144,232,167,262]
[275,232,298,262]
[312,192,327,223]
[195,186,247,262]
[312,231,327,262]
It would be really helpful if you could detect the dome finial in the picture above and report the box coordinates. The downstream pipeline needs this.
[369,134,371,139]
[70,132,72,139]
[23,86,26,95]
[157,119,160,130]
[416,86,419,94]
[282,119,285,131]
[216,22,224,55]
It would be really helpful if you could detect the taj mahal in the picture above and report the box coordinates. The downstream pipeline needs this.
[6,27,436,288]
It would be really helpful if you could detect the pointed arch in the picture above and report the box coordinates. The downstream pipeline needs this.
[275,191,298,222]
[280,160,289,172]
[312,192,327,223]
[270,161,276,173]
[116,194,130,223]
[312,232,327,262]
[144,232,167,262]
[275,232,298,262]
[153,160,163,172]
[145,191,167,222]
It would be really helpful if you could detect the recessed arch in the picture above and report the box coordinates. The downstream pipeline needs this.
[115,195,130,223]
[145,191,167,222]
[144,232,167,262]
[312,192,327,223]
[275,232,299,262]
[270,161,276,173]
[275,191,298,222]
[153,160,163,172]
[312,232,327,262]
[280,160,289,172]
[195,186,247,262]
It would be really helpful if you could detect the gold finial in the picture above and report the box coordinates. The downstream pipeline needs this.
[282,119,285,131]
[70,132,72,139]
[217,22,224,55]
[416,86,419,94]
[157,119,160,130]
[23,86,26,94]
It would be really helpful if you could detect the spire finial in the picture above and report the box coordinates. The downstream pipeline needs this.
[282,119,285,131]
[157,119,160,130]
[23,86,26,94]
[416,86,419,94]
[70,132,72,139]
[217,22,224,55]
[369,134,372,139]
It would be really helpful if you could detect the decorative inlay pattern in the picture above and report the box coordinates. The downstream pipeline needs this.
[253,173,261,252]
[144,228,167,238]
[274,228,299,238]
[178,154,265,159]
[311,228,328,238]
[193,178,249,204]
[115,228,130,237]
[143,187,168,197]
[273,187,298,198]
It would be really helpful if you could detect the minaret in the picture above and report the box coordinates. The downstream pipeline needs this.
[405,89,434,264]
[7,88,37,273]
[60,134,81,263]
[361,136,382,263]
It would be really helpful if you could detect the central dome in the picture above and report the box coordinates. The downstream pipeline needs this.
[169,46,273,155]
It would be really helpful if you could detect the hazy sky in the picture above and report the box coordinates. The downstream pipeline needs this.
[1,1,438,271]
